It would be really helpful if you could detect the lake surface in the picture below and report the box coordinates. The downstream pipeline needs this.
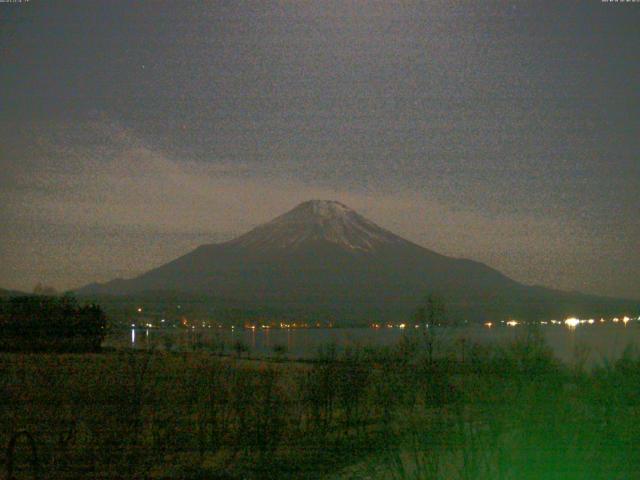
[107,321,640,366]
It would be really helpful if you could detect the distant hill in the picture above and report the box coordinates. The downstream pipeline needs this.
[77,200,638,323]
[0,287,26,298]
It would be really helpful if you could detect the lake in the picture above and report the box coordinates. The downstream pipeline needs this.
[108,320,640,366]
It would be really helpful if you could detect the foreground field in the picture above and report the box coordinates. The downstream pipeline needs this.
[2,330,640,479]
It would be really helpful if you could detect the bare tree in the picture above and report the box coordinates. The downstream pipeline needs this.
[414,294,447,363]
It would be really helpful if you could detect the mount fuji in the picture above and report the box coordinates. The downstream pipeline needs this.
[77,200,637,323]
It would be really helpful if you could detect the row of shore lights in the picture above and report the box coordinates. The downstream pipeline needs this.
[484,316,638,329]
[133,306,637,331]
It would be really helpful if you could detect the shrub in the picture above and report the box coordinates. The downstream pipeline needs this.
[0,295,107,352]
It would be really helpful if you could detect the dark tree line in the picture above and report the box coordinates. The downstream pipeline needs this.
[0,295,106,352]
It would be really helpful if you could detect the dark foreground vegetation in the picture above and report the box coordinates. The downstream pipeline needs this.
[0,296,106,353]
[2,329,640,479]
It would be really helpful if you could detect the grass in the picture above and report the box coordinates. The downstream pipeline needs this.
[2,328,640,479]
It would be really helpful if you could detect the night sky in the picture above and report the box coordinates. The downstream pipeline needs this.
[1,1,638,299]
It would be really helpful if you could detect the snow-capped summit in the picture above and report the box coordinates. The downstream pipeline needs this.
[297,200,352,218]
[229,200,404,252]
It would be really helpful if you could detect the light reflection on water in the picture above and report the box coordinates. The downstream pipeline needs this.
[115,324,640,366]
[129,328,150,346]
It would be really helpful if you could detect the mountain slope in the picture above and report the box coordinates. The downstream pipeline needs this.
[0,288,26,298]
[77,200,638,322]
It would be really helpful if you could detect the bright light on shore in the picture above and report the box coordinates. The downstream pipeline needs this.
[506,320,518,327]
[565,317,580,328]
[484,322,493,328]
